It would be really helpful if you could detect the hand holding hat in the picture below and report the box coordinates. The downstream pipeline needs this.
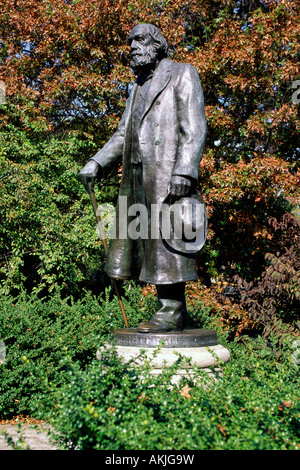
[160,185,208,254]
[169,175,192,202]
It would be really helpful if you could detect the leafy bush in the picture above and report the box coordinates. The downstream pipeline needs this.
[0,283,152,418]
[0,123,119,298]
[0,284,299,450]
[185,212,300,345]
[235,213,300,342]
[186,282,257,341]
[48,336,299,450]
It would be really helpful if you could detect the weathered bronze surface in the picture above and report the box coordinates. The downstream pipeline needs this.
[112,328,219,348]
[79,24,207,333]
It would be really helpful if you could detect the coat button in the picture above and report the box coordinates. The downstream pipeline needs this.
[156,101,160,105]
[155,140,160,145]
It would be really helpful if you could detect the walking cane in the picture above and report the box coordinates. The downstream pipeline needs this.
[88,182,129,328]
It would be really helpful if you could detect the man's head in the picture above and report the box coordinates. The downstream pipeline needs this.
[128,24,169,74]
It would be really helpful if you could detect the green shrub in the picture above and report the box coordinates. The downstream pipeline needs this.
[0,127,119,298]
[0,285,298,450]
[0,283,152,418]
[48,336,299,450]
[236,213,300,342]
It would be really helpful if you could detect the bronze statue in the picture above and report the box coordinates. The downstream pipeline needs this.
[79,24,207,333]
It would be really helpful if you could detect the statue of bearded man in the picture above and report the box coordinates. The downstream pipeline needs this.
[79,23,207,333]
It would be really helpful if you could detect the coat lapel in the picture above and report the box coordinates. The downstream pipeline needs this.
[122,83,137,157]
[140,58,172,123]
[123,59,173,146]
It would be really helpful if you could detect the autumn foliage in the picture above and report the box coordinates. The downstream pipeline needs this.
[0,0,299,338]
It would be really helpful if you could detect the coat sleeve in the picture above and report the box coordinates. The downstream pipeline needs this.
[90,89,134,175]
[172,64,207,183]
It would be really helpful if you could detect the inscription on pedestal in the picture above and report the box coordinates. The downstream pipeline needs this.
[112,328,219,348]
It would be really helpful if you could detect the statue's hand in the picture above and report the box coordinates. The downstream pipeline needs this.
[79,160,101,193]
[169,175,191,202]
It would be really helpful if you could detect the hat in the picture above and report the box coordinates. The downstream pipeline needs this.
[159,191,208,254]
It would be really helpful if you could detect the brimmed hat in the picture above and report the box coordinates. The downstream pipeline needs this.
[159,191,207,254]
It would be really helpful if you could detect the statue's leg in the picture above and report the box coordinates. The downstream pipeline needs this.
[137,282,188,333]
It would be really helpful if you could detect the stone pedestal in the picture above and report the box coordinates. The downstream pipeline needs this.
[97,328,230,384]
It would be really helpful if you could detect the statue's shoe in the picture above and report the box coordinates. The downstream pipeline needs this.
[137,319,182,333]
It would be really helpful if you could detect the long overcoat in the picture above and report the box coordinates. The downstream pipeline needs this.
[91,58,207,285]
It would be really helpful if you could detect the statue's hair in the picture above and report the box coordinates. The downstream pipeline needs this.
[129,24,169,59]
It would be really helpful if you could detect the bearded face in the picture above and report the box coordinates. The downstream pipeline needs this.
[129,27,159,75]
[130,42,158,73]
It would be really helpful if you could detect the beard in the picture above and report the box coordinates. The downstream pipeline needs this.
[130,44,158,75]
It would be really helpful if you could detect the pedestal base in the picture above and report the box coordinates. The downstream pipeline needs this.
[97,328,230,384]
